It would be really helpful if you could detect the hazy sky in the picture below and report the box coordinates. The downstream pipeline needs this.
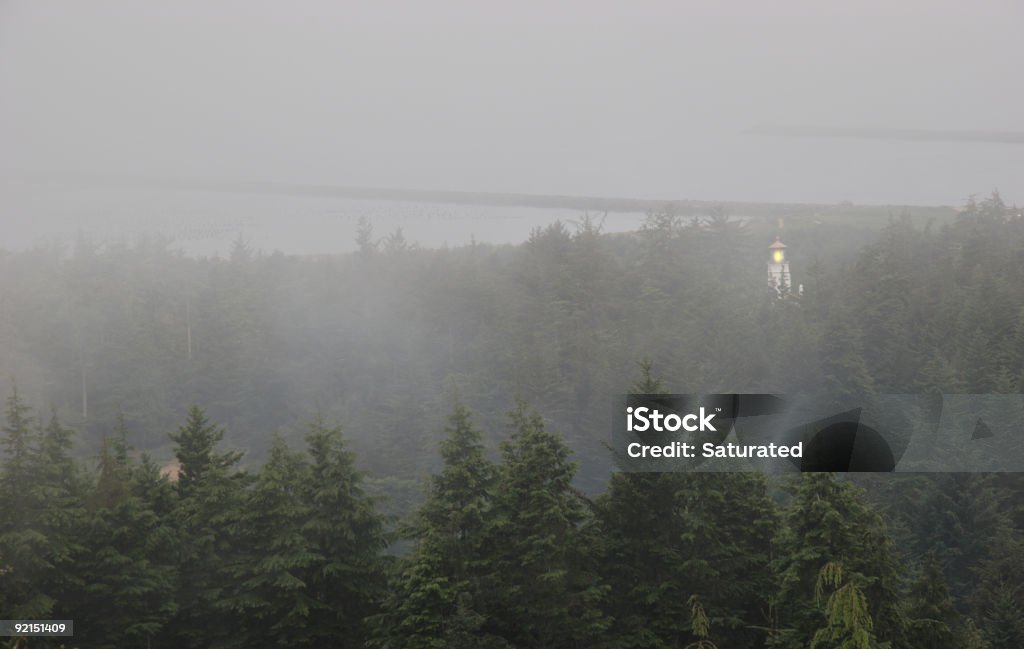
[2,1,1022,205]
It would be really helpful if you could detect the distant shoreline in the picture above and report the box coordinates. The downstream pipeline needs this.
[4,171,960,220]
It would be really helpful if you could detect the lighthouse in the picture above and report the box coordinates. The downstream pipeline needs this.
[768,236,791,295]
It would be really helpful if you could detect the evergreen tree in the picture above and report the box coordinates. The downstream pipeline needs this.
[892,474,1009,600]
[168,405,247,649]
[169,405,244,497]
[977,585,1024,649]
[0,392,78,622]
[599,468,692,649]
[0,387,35,530]
[810,562,877,649]
[599,362,689,649]
[70,433,177,649]
[414,402,495,583]
[440,592,514,649]
[600,363,776,649]
[0,386,42,618]
[686,595,720,649]
[817,310,875,404]
[970,531,1024,649]
[771,474,904,649]
[377,401,501,648]
[221,434,316,649]
[31,411,87,624]
[380,546,457,649]
[0,429,43,618]
[905,552,963,649]
[484,401,609,648]
[302,416,388,646]
[602,469,778,649]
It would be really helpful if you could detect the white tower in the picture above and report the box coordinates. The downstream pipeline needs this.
[768,236,791,295]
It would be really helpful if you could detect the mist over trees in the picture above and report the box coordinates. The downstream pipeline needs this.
[3,195,1018,480]
[1,191,1023,647]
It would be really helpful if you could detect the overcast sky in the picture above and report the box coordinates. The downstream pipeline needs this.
[2,1,1022,205]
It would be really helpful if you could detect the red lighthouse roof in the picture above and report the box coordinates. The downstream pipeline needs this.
[769,236,787,249]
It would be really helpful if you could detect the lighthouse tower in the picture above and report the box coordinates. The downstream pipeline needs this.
[768,236,791,295]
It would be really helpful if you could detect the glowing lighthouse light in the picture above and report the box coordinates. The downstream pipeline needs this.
[768,236,791,296]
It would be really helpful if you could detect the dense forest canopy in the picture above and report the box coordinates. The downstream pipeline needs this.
[1,191,1023,648]
[0,195,1018,474]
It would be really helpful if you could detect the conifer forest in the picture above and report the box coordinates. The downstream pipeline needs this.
[1,192,1022,648]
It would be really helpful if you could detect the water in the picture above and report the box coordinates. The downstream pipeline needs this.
[0,184,648,256]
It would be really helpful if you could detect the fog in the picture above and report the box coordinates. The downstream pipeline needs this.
[0,185,642,255]
[1,1,1022,254]
[3,6,1024,646]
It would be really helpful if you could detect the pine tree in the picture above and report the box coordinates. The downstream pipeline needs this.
[602,470,778,649]
[600,363,777,649]
[817,311,875,404]
[692,473,778,648]
[686,595,720,649]
[599,469,693,649]
[771,474,904,649]
[483,401,609,648]
[168,405,247,649]
[221,434,316,649]
[70,432,177,649]
[978,585,1024,649]
[599,361,689,648]
[0,387,35,530]
[91,413,131,509]
[905,552,963,649]
[970,531,1024,649]
[810,562,877,649]
[441,592,514,649]
[0,393,84,622]
[0,386,46,618]
[169,405,244,497]
[893,474,1009,600]
[414,402,495,583]
[380,546,457,649]
[379,401,500,648]
[302,416,388,646]
[31,411,87,625]
[916,349,964,394]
